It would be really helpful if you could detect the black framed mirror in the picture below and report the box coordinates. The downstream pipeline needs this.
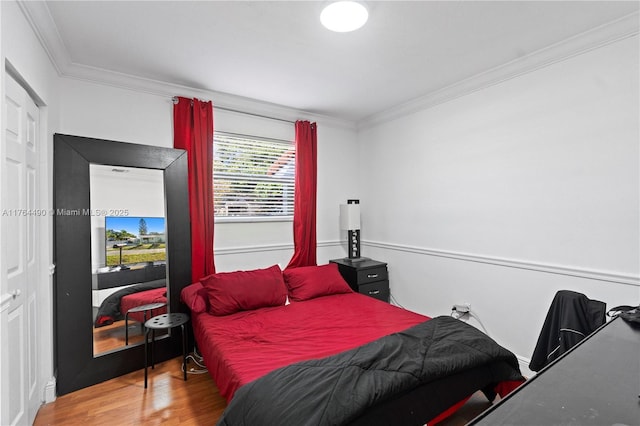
[53,134,192,395]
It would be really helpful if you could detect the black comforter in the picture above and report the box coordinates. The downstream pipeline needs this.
[217,315,523,426]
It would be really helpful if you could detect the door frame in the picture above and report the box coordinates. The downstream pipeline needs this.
[1,63,53,426]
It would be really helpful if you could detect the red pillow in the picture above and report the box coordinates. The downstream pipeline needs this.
[200,265,287,316]
[180,282,208,314]
[283,263,353,301]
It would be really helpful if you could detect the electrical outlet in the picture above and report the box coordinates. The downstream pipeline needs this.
[452,303,470,313]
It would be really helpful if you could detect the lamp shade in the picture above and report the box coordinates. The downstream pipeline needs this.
[340,203,361,230]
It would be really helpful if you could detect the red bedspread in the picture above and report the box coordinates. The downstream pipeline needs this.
[191,292,428,401]
[120,287,167,323]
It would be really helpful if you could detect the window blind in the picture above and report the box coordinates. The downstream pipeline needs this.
[214,132,295,218]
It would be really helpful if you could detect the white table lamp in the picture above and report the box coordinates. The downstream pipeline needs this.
[340,200,366,262]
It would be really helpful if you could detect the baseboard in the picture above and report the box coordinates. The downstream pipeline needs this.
[43,377,56,403]
[515,355,535,380]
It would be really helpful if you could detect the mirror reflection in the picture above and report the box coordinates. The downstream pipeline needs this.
[89,164,168,356]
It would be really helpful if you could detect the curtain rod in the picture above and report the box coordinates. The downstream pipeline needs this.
[219,106,296,124]
[172,96,295,124]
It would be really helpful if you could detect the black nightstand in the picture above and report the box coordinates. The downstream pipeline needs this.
[330,258,389,302]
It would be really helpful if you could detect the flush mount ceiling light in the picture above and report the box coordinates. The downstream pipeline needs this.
[320,1,369,33]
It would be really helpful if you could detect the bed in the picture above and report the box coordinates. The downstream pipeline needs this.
[181,263,524,425]
[94,279,167,327]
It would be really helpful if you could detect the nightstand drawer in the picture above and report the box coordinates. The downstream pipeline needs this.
[329,258,390,303]
[356,266,388,284]
[359,281,390,302]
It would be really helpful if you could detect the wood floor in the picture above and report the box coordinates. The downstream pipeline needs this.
[34,356,493,425]
[93,319,168,355]
[34,357,225,426]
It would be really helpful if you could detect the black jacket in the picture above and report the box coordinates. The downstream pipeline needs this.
[529,290,606,372]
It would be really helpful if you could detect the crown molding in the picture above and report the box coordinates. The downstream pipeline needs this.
[72,66,356,129]
[19,2,638,132]
[59,62,357,130]
[17,0,69,75]
[358,11,640,129]
[17,1,356,131]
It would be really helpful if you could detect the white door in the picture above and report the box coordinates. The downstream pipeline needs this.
[0,73,41,425]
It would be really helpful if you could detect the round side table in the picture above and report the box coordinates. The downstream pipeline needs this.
[144,312,190,389]
[124,302,166,345]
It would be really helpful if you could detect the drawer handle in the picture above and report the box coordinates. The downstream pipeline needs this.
[367,274,379,279]
[368,290,380,295]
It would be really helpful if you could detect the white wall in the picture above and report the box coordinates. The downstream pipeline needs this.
[2,2,359,405]
[89,165,165,271]
[12,0,636,403]
[2,0,61,407]
[58,78,360,275]
[358,35,640,373]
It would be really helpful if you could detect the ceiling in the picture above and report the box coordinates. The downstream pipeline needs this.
[29,1,640,123]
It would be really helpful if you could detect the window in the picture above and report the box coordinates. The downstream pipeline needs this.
[214,132,295,220]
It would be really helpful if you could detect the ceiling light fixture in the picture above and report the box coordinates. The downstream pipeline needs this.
[320,1,369,33]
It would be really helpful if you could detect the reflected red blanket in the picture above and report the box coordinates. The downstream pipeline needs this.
[94,282,166,327]
[120,287,167,323]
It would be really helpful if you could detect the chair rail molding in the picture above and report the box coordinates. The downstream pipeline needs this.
[215,240,342,256]
[364,240,640,287]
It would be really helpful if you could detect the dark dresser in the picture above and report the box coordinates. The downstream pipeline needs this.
[469,316,640,425]
[330,258,389,302]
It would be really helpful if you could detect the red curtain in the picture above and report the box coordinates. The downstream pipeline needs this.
[173,97,215,281]
[287,121,318,269]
